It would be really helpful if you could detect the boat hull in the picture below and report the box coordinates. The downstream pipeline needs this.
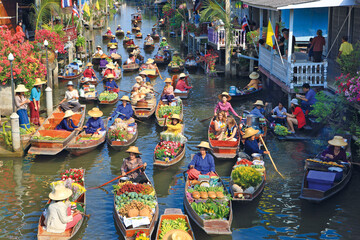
[153,144,186,167]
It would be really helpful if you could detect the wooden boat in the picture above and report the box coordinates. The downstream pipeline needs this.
[171,75,191,99]
[155,99,183,127]
[184,60,198,72]
[132,94,157,119]
[123,38,133,45]
[66,121,107,156]
[153,142,185,167]
[208,119,240,159]
[37,170,86,240]
[92,56,101,65]
[116,30,124,37]
[131,13,142,22]
[229,85,263,100]
[154,52,171,66]
[168,63,184,73]
[135,33,142,39]
[132,27,141,32]
[183,170,232,235]
[111,54,122,65]
[98,96,119,105]
[79,84,98,103]
[107,42,118,48]
[123,63,140,72]
[80,76,98,86]
[144,42,155,50]
[299,135,352,203]
[106,121,138,150]
[155,208,195,240]
[138,68,158,80]
[59,63,83,81]
[103,34,112,40]
[28,106,86,155]
[113,172,158,239]
[126,45,137,53]
[151,34,160,41]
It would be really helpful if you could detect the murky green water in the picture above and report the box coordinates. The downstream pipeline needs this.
[1,4,360,240]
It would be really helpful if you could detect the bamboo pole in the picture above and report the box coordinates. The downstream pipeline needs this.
[259,135,285,179]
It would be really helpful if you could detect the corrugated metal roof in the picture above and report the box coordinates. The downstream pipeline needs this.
[242,0,320,9]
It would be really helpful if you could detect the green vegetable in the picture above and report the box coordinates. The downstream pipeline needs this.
[158,105,181,118]
[274,125,290,136]
[99,91,118,101]
[159,218,189,240]
[231,166,262,189]
[190,200,230,220]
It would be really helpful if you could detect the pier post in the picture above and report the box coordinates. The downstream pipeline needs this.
[53,61,59,87]
[181,21,184,42]
[10,112,21,152]
[45,87,53,117]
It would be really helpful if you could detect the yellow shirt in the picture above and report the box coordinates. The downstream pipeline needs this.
[165,123,183,135]
[339,42,353,56]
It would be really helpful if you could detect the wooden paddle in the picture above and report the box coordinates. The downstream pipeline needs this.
[119,89,131,94]
[87,164,145,190]
[156,66,163,80]
[200,116,214,123]
[259,135,285,179]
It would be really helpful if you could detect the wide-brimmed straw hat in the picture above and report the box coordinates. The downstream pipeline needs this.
[164,78,172,83]
[242,127,259,139]
[107,27,110,30]
[96,45,102,49]
[110,45,117,49]
[86,62,93,67]
[127,31,131,34]
[120,95,130,102]
[146,58,154,64]
[100,54,108,59]
[162,229,193,240]
[118,25,121,27]
[196,141,212,150]
[106,73,115,79]
[111,35,115,37]
[173,51,179,55]
[64,110,75,118]
[170,114,182,122]
[15,84,28,93]
[291,98,299,105]
[88,107,103,118]
[34,78,46,86]
[253,100,264,106]
[49,185,73,201]
[179,73,187,78]
[67,81,74,86]
[135,76,142,82]
[106,63,115,69]
[249,72,260,79]
[328,136,348,147]
[218,92,231,101]
[126,146,142,155]
[162,37,167,41]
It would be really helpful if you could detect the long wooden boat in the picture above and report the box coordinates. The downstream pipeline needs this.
[107,42,118,48]
[66,120,107,156]
[155,208,195,240]
[299,135,352,203]
[154,53,171,66]
[144,42,155,50]
[28,106,86,155]
[168,63,184,73]
[80,77,98,86]
[229,85,263,100]
[131,13,142,22]
[208,119,240,159]
[155,99,183,127]
[126,45,137,53]
[116,30,124,37]
[123,38,133,45]
[123,63,140,72]
[113,173,159,240]
[37,169,86,240]
[98,97,119,105]
[106,122,138,150]
[184,60,198,72]
[151,34,160,41]
[153,142,185,167]
[172,75,191,99]
[79,84,98,103]
[59,68,83,81]
[138,68,158,80]
[103,34,112,40]
[92,56,101,65]
[183,170,232,235]
[132,94,157,119]
[135,33,142,39]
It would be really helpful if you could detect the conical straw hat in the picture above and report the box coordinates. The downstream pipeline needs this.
[242,127,259,139]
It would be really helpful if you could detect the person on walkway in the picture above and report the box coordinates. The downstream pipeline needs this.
[175,73,192,93]
[244,72,261,91]
[285,99,306,133]
[307,38,314,61]
[110,35,117,43]
[187,141,216,180]
[160,37,169,48]
[59,81,81,112]
[214,92,241,118]
[145,34,153,44]
[338,36,353,58]
[83,62,96,79]
[310,30,325,62]
[29,78,46,126]
[243,127,269,157]
[269,102,287,125]
[14,84,31,129]
[105,74,119,92]
[321,136,348,162]
[16,21,23,34]
[99,54,109,69]
[82,108,105,135]
[103,63,116,78]
[121,146,147,183]
[194,11,200,28]
[44,185,82,233]
[297,83,316,114]
[56,110,79,131]
[250,100,266,118]
[214,111,227,139]
[93,46,103,57]
[108,96,134,121]
[105,27,112,35]
[116,24,122,31]
[161,78,175,103]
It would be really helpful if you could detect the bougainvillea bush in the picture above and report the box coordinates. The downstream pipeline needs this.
[0,25,46,88]
[336,73,360,102]
[34,28,66,53]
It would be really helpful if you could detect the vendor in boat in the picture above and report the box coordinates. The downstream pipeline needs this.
[109,45,117,55]
[243,127,269,157]
[187,141,216,180]
[160,37,169,47]
[143,58,156,69]
[29,78,46,126]
[139,71,151,83]
[161,114,187,143]
[126,38,135,47]
[132,47,141,57]
[244,72,261,91]
[269,102,287,125]
[103,63,116,78]
[175,73,192,93]
[116,24,122,31]
[214,92,241,119]
[214,111,227,139]
[250,100,267,119]
[321,136,348,162]
[14,84,31,129]
[161,78,175,103]
[82,108,105,135]
[285,99,306,134]
[105,27,112,35]
[56,110,80,131]
[93,46,103,57]
[108,95,134,121]
[105,74,119,93]
[110,35,117,43]
[171,51,184,65]
[121,146,147,183]
[83,62,96,79]
[99,54,109,69]
[125,30,132,39]
[125,54,137,65]
[139,81,153,94]
[145,34,153,43]
[133,20,139,28]
[44,185,82,233]
[132,76,142,89]
[185,53,196,62]
[59,81,81,112]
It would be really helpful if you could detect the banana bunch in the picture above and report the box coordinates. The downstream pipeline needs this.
[159,218,188,239]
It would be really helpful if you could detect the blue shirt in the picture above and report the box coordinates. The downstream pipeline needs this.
[250,107,265,118]
[188,152,215,174]
[303,89,316,105]
[105,81,118,91]
[85,117,105,134]
[244,139,263,156]
[110,38,117,43]
[55,119,77,131]
[272,106,287,118]
[30,87,41,101]
[194,14,200,24]
[110,103,134,120]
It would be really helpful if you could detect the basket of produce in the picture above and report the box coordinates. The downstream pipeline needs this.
[98,91,118,104]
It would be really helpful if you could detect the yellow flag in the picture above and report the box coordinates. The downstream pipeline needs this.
[83,2,90,15]
[96,1,100,10]
[266,20,274,47]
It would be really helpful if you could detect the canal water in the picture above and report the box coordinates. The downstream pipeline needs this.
[1,4,360,240]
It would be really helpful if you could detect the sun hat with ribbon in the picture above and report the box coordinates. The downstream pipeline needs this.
[118,25,121,27]
[249,72,260,79]
[88,107,103,118]
[291,98,299,105]
[146,58,154,64]
[179,73,187,79]
[34,78,46,86]
[328,136,348,147]
[218,92,231,101]
[120,95,130,102]
[126,146,142,155]
[169,114,182,122]
[162,229,193,240]
[49,184,73,201]
[253,100,264,106]
[64,110,75,118]
[164,78,172,83]
[196,141,212,151]
[15,84,28,93]
[242,127,260,139]
[86,62,93,67]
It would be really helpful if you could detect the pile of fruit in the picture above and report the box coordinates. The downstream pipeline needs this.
[98,91,118,101]
[159,218,189,240]
[274,125,290,136]
[33,136,65,141]
[158,105,181,118]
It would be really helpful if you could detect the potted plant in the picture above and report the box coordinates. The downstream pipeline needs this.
[76,35,86,52]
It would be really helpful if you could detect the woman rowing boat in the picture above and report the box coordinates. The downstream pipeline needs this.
[214,92,241,119]
[187,141,216,180]
[121,146,147,183]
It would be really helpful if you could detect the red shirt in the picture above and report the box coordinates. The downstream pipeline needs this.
[103,69,115,77]
[83,68,96,78]
[293,106,306,129]
[175,79,192,91]
[311,36,325,52]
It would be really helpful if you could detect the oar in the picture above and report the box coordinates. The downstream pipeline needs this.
[259,135,285,179]
[87,164,145,190]
[119,89,131,94]
[200,116,213,123]
[156,66,163,80]
[118,112,148,125]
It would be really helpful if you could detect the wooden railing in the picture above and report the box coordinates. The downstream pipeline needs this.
[259,46,328,89]
[207,26,246,50]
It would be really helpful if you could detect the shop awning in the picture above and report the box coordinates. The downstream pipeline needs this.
[279,0,358,9]
[154,0,167,4]
[243,0,358,10]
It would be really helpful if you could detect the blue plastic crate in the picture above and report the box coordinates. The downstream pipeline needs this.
[307,170,336,192]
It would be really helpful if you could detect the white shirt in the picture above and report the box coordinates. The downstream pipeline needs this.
[44,201,73,233]
[93,50,103,56]
[65,89,79,103]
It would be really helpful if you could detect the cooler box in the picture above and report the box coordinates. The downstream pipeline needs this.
[229,86,236,96]
[328,167,343,182]
[307,170,336,191]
